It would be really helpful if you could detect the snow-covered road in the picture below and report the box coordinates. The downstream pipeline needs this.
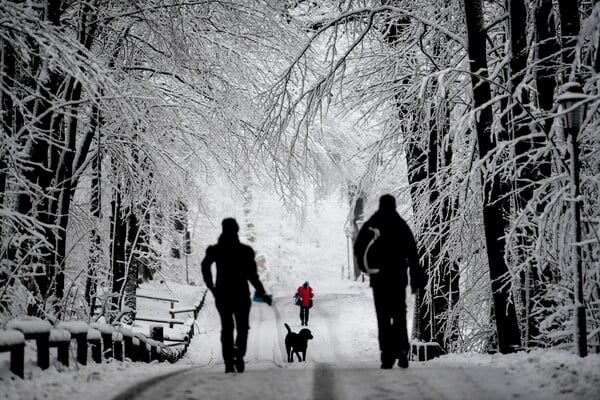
[2,280,598,400]
[112,361,549,400]
[110,286,590,400]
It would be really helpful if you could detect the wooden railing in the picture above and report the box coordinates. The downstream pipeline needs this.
[0,289,207,378]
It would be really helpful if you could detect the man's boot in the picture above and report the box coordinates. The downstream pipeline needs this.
[233,347,245,373]
[225,360,235,373]
[380,352,394,369]
[397,350,409,369]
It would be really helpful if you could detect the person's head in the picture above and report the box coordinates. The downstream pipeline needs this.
[303,281,309,288]
[378,194,396,212]
[221,218,239,234]
[219,218,240,244]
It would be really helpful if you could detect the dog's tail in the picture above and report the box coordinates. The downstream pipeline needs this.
[284,323,292,333]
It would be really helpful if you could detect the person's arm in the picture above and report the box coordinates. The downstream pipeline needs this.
[401,221,424,293]
[310,287,314,298]
[201,246,216,295]
[246,248,272,305]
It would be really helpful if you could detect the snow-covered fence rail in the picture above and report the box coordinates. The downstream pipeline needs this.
[0,317,186,378]
[134,289,207,335]
[167,290,208,330]
[136,293,179,309]
[135,293,183,328]
[0,289,208,378]
[134,315,185,329]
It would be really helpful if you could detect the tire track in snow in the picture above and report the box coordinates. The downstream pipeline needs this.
[272,297,291,364]
[312,363,338,400]
[111,366,199,400]
[309,294,352,363]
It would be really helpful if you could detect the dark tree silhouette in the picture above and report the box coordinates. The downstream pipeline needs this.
[463,0,521,353]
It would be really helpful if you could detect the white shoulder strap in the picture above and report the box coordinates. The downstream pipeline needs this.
[363,227,381,274]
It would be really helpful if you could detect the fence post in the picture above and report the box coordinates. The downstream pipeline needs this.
[90,322,114,359]
[75,333,87,365]
[12,343,25,378]
[88,328,102,363]
[149,340,159,362]
[135,334,150,363]
[121,328,135,361]
[57,321,89,366]
[113,331,124,361]
[0,330,26,378]
[150,325,164,342]
[7,317,52,370]
[49,329,71,367]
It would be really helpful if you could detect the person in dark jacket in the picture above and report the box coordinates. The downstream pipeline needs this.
[294,281,314,326]
[201,218,272,373]
[353,194,423,369]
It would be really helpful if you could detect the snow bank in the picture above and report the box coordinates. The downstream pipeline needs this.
[429,349,600,399]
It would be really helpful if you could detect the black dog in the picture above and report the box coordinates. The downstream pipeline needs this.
[284,323,313,362]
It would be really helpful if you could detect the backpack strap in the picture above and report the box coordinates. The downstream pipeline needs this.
[363,227,381,274]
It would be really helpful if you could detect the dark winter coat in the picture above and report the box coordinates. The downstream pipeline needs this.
[295,285,314,307]
[353,204,423,291]
[201,232,267,303]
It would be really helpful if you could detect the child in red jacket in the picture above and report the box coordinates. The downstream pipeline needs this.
[295,281,314,326]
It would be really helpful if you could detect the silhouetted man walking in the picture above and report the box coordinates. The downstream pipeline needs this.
[202,218,272,373]
[353,194,423,369]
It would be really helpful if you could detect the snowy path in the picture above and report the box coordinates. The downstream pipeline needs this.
[111,287,559,400]
[2,280,597,400]
[112,361,546,400]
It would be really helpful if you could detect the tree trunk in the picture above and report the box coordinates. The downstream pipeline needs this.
[0,35,18,243]
[11,0,99,315]
[172,200,188,258]
[428,101,460,351]
[508,0,544,347]
[379,9,434,342]
[243,183,255,243]
[51,78,83,316]
[558,0,581,68]
[45,1,100,316]
[595,0,600,74]
[122,212,140,323]
[85,134,102,317]
[463,0,522,353]
[535,0,560,119]
[0,36,17,301]
[391,13,459,348]
[110,189,127,317]
[406,135,432,342]
[18,0,66,311]
[521,0,562,347]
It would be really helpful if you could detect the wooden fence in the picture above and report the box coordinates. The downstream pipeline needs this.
[0,289,207,378]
